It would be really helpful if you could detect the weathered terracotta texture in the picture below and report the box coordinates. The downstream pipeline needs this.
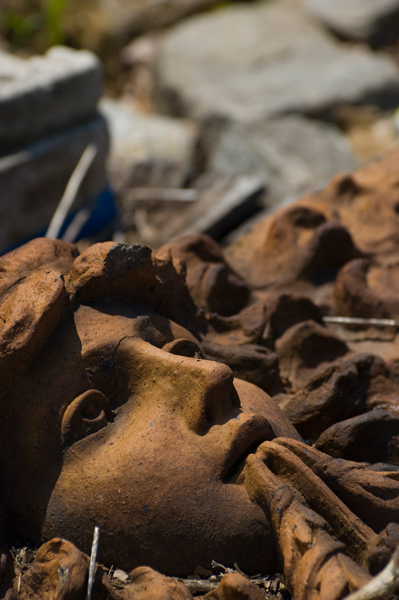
[156,234,284,395]
[334,255,399,320]
[20,539,91,600]
[0,238,298,578]
[180,150,399,458]
[15,538,273,600]
[204,573,265,600]
[158,225,399,458]
[226,147,399,311]
[1,211,399,600]
[243,438,399,597]
[277,353,399,440]
[17,538,195,600]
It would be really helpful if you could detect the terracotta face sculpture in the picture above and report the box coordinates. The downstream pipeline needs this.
[0,238,298,577]
[2,238,399,600]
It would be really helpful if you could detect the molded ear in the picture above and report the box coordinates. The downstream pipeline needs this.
[61,389,113,448]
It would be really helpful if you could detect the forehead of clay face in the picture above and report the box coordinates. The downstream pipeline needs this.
[11,300,202,429]
[74,300,201,358]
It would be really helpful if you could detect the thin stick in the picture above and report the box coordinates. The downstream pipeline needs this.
[127,188,198,203]
[45,144,97,239]
[175,578,218,593]
[323,316,399,328]
[85,526,100,600]
[345,545,399,600]
[62,208,91,243]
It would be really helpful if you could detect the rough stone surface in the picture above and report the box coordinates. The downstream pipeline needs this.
[302,0,399,47]
[99,97,198,190]
[0,116,108,254]
[154,4,399,123]
[0,47,102,152]
[205,115,356,207]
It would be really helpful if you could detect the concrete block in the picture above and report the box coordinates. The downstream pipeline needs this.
[0,46,102,152]
[0,116,109,253]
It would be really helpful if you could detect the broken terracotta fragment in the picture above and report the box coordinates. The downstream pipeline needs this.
[156,234,284,395]
[225,204,363,312]
[334,255,399,321]
[225,148,399,317]
[277,352,399,444]
[315,409,399,466]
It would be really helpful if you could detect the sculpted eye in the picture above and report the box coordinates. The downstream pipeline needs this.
[162,338,205,359]
[61,390,113,447]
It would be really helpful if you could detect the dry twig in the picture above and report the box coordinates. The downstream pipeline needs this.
[46,144,97,240]
[345,545,399,600]
[176,578,219,593]
[323,316,399,328]
[85,526,100,600]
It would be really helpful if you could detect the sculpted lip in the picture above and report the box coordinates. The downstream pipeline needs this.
[221,415,275,483]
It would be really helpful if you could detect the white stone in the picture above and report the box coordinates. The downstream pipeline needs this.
[99,97,198,187]
[0,47,102,151]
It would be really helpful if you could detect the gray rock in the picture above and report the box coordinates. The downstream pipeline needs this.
[0,116,108,253]
[205,115,357,208]
[302,0,399,47]
[0,47,102,152]
[155,175,265,245]
[154,3,399,123]
[99,97,198,189]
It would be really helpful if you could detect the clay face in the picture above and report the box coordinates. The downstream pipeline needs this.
[8,300,299,576]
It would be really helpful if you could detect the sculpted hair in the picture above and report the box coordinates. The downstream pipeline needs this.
[0,238,198,386]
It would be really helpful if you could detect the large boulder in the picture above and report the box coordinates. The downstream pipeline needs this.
[204,115,356,207]
[153,3,399,123]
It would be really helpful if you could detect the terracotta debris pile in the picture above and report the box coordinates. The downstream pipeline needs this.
[0,150,399,600]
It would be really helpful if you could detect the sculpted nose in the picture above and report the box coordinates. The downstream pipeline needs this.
[116,337,239,435]
[175,356,239,434]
